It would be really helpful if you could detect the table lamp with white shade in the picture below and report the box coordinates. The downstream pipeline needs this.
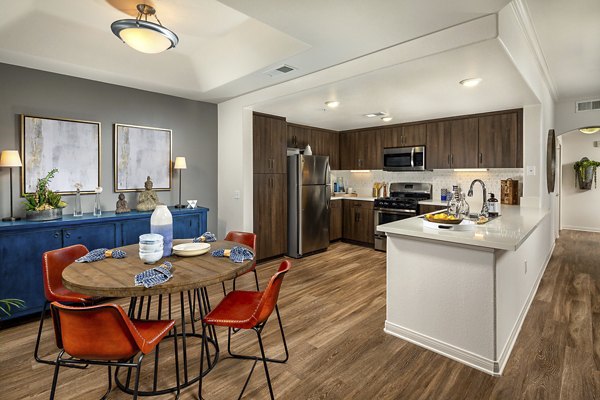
[174,156,187,208]
[1,150,23,221]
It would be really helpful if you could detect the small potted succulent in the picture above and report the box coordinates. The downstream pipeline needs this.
[23,168,67,221]
[574,157,600,190]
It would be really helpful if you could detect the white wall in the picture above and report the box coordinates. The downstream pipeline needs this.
[555,98,600,135]
[561,129,600,231]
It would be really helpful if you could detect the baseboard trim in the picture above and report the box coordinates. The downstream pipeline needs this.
[384,321,500,376]
[495,240,555,374]
[561,225,600,233]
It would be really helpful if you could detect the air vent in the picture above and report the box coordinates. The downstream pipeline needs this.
[576,99,600,112]
[264,64,297,77]
[364,112,387,118]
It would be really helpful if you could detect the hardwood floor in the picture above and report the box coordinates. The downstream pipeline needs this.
[1,230,599,399]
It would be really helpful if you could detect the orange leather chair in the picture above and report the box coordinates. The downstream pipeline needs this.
[49,302,180,400]
[199,260,291,400]
[34,244,99,365]
[223,231,259,294]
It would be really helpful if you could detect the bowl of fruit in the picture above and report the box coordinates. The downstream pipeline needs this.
[424,212,463,225]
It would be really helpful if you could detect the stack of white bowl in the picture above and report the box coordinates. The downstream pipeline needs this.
[139,233,164,264]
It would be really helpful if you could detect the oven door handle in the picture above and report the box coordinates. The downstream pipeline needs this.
[375,208,417,215]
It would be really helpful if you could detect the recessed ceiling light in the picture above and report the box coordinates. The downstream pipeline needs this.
[459,78,482,87]
[325,101,340,108]
[381,117,392,122]
[579,126,600,134]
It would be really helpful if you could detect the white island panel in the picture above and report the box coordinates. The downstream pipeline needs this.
[385,236,497,371]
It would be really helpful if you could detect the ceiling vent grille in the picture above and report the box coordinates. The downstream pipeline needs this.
[264,64,297,77]
[576,99,600,112]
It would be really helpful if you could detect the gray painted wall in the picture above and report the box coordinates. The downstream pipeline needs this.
[0,63,218,232]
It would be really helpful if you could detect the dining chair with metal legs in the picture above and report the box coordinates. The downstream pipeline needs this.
[222,231,259,295]
[199,260,291,400]
[34,244,100,366]
[49,302,180,400]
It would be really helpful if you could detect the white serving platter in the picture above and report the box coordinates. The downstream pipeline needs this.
[173,242,211,257]
[423,219,476,231]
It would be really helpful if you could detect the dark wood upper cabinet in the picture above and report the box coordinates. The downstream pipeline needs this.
[450,118,479,168]
[328,131,340,170]
[402,124,427,147]
[287,124,310,149]
[426,121,451,169]
[382,126,401,148]
[478,111,521,168]
[340,129,382,170]
[253,113,287,174]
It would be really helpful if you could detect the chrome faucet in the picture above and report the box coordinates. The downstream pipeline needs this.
[467,179,488,216]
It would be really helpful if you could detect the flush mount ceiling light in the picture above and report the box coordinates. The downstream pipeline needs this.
[364,112,387,118]
[381,116,392,122]
[325,101,340,108]
[111,4,179,54]
[579,126,600,134]
[459,78,482,87]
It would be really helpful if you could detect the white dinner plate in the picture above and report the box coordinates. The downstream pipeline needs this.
[173,242,211,257]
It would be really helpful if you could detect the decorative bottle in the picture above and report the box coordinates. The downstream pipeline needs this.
[151,205,173,257]
[73,184,83,217]
[93,187,102,216]
[487,193,500,217]
[447,185,461,217]
[458,193,470,219]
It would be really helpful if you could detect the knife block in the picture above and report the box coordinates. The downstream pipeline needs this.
[501,179,519,205]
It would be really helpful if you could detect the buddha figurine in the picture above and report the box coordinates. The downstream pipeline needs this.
[115,193,130,214]
[137,176,160,211]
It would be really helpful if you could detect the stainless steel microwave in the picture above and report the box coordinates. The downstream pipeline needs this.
[383,146,426,171]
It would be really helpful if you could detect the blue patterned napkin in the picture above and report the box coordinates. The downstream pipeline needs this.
[211,246,254,263]
[134,261,173,288]
[76,248,127,263]
[193,232,217,243]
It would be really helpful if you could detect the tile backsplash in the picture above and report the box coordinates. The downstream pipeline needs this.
[332,169,523,206]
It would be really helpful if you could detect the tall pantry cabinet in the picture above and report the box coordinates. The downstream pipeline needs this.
[253,113,288,260]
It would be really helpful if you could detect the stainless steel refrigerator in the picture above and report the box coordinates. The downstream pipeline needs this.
[287,155,330,258]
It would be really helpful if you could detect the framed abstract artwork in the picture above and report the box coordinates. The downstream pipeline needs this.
[114,123,172,191]
[21,115,101,194]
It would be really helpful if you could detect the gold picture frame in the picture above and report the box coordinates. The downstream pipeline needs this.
[21,114,101,195]
[114,123,172,192]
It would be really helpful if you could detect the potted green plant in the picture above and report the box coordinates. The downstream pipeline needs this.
[0,298,25,319]
[574,157,600,190]
[23,168,67,221]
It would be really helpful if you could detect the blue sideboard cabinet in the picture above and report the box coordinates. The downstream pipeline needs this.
[0,207,208,321]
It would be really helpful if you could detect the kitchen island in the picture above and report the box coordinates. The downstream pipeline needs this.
[378,205,553,375]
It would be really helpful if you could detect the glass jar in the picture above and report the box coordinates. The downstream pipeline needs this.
[73,188,83,217]
[93,193,101,216]
[458,193,470,219]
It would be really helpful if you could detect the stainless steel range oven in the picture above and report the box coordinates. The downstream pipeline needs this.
[374,182,432,251]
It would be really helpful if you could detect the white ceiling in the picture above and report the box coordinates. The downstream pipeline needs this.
[525,0,600,100]
[253,40,538,130]
[0,0,597,123]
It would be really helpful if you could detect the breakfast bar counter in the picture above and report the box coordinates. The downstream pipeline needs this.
[378,205,554,376]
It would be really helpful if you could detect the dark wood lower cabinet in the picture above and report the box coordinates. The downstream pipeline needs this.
[253,173,287,261]
[329,200,342,241]
[342,200,374,244]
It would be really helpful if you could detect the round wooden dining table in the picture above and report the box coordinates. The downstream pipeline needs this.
[62,239,254,396]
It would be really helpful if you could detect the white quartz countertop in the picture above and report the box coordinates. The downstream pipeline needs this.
[330,196,375,201]
[378,205,549,251]
[418,199,448,207]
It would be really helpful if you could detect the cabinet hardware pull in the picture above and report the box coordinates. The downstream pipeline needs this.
[54,232,60,238]
[451,154,453,165]
[448,154,451,165]
[479,153,483,164]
